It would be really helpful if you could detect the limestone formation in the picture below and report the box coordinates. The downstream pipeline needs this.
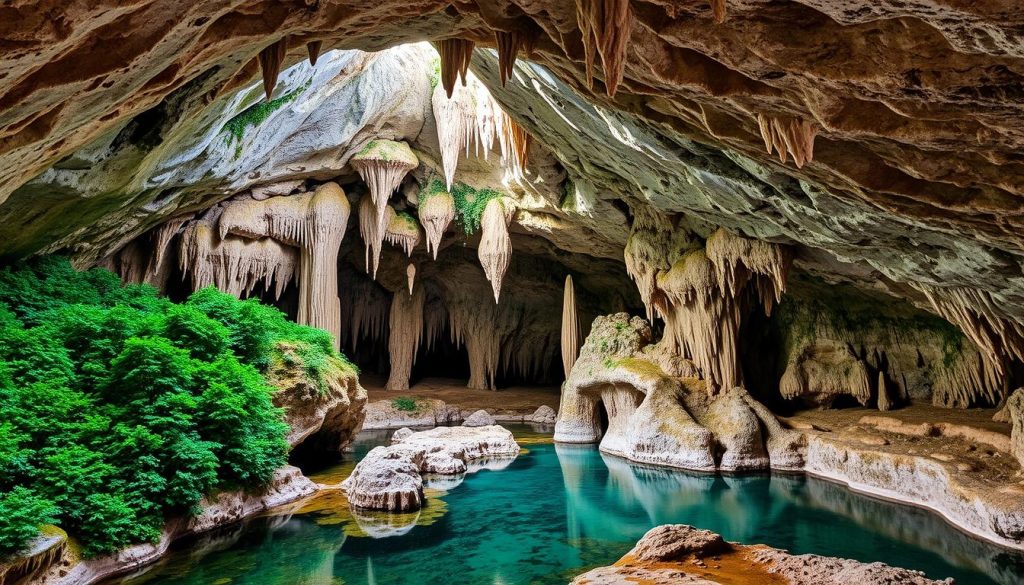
[779,340,872,408]
[350,140,419,230]
[494,30,533,87]
[711,0,727,24]
[306,41,323,66]
[418,188,455,259]
[257,38,288,100]
[385,286,424,392]
[477,198,512,303]
[1007,389,1024,469]
[575,0,632,97]
[756,114,818,168]
[530,405,557,424]
[463,409,495,427]
[572,525,951,585]
[218,182,350,348]
[561,275,581,377]
[406,263,416,295]
[384,208,422,257]
[342,425,519,511]
[358,194,386,279]
[437,38,475,99]
[555,313,802,471]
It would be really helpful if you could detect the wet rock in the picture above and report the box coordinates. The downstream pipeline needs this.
[530,405,557,424]
[343,425,519,511]
[463,409,495,427]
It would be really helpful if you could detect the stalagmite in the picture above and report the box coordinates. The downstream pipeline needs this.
[350,140,419,229]
[575,0,632,97]
[437,38,476,99]
[478,198,512,303]
[385,286,425,391]
[218,182,350,349]
[178,215,298,301]
[562,275,580,377]
[711,0,727,23]
[878,372,892,411]
[258,38,288,101]
[406,263,416,295]
[306,40,323,66]
[418,187,455,259]
[757,114,818,168]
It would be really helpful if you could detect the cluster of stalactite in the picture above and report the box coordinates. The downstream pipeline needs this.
[575,0,632,97]
[437,38,475,98]
[178,212,299,300]
[339,275,390,353]
[625,223,791,393]
[384,209,422,257]
[912,283,1023,404]
[351,140,418,229]
[757,114,818,168]
[494,30,534,86]
[212,182,350,348]
[432,70,530,190]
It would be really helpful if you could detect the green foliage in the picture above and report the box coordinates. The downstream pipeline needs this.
[0,487,57,559]
[446,181,504,235]
[391,396,419,412]
[221,81,310,157]
[428,54,441,90]
[0,257,349,557]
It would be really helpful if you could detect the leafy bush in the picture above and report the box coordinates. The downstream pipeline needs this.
[0,257,350,557]
[391,396,419,412]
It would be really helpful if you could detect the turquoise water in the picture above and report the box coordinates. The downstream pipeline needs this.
[109,426,1024,585]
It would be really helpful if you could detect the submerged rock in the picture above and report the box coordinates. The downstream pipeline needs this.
[463,409,495,427]
[572,524,952,585]
[342,425,519,511]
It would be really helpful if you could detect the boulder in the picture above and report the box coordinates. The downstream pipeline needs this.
[530,405,557,424]
[343,425,519,511]
[463,409,495,427]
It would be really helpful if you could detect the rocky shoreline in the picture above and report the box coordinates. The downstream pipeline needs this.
[571,524,953,584]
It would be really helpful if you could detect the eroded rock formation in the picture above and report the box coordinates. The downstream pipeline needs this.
[342,425,519,511]
[572,524,951,585]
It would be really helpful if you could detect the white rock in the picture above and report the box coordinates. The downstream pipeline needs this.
[530,405,557,424]
[463,409,495,427]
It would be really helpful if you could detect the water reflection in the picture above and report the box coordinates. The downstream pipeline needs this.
[110,431,1023,585]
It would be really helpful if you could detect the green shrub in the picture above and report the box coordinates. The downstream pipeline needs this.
[391,396,418,412]
[422,179,504,235]
[0,257,351,556]
[0,487,57,559]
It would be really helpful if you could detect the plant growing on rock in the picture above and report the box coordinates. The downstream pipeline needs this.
[0,257,353,556]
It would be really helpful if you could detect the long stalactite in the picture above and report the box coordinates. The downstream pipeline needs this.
[575,0,632,97]
[437,38,476,99]
[385,285,425,391]
[478,198,513,303]
[757,114,818,168]
[257,38,288,101]
[419,189,455,259]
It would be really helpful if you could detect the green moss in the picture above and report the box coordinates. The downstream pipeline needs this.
[450,182,504,235]
[392,396,419,412]
[559,178,577,211]
[602,357,618,369]
[395,210,418,227]
[428,55,441,90]
[221,81,311,157]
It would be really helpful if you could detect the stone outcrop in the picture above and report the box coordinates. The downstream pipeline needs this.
[342,425,519,511]
[529,405,556,424]
[361,398,464,430]
[267,342,367,451]
[571,524,951,585]
[554,313,804,472]
[463,409,496,427]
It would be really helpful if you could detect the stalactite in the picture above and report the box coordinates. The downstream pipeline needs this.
[258,38,288,101]
[437,38,476,99]
[350,140,419,230]
[562,274,580,377]
[418,189,455,259]
[385,285,425,391]
[406,263,416,295]
[756,113,818,168]
[306,40,323,66]
[705,227,791,315]
[502,115,531,174]
[575,0,632,97]
[385,209,421,257]
[151,216,188,274]
[447,300,503,390]
[432,81,474,190]
[358,194,385,279]
[178,215,298,301]
[711,0,727,24]
[478,198,512,303]
[218,182,350,349]
[494,30,526,87]
[340,277,389,353]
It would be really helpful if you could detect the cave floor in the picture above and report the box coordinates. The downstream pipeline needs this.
[362,375,561,412]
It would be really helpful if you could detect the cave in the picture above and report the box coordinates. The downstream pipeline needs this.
[3,3,1024,585]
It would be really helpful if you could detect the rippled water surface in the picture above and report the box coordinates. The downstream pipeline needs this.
[109,426,1024,585]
